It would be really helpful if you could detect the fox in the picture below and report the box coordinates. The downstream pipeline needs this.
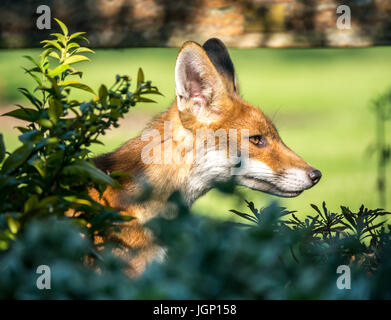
[90,38,322,276]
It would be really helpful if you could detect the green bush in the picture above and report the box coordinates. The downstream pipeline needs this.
[2,198,390,299]
[136,197,391,299]
[0,19,161,251]
[0,217,134,299]
[0,20,390,299]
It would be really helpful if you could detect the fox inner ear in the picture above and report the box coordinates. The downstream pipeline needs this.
[175,42,225,121]
[203,38,238,94]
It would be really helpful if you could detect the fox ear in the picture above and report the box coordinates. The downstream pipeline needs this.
[203,38,238,94]
[175,41,226,122]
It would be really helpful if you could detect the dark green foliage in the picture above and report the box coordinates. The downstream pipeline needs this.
[0,19,161,251]
[139,200,391,299]
[0,217,134,299]
[2,198,390,299]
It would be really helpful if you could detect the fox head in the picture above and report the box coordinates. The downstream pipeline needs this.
[174,38,321,199]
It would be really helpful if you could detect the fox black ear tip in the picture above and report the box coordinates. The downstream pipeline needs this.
[204,37,222,43]
[203,38,225,47]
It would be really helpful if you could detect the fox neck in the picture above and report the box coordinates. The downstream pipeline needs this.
[143,102,233,205]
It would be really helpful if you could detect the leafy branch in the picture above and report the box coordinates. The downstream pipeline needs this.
[0,19,162,251]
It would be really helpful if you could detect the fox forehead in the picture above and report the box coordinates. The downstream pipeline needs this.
[214,96,280,139]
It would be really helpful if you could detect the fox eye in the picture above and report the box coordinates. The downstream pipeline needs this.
[249,135,267,148]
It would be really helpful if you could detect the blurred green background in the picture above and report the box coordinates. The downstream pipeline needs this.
[1,47,390,219]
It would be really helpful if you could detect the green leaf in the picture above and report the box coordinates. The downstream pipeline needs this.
[66,42,80,50]
[229,209,257,224]
[48,64,70,77]
[50,32,67,44]
[18,130,42,144]
[41,40,63,51]
[39,196,59,207]
[31,158,45,177]
[142,89,164,96]
[1,143,34,173]
[18,88,43,109]
[73,47,94,54]
[137,97,156,103]
[64,55,90,65]
[68,69,83,78]
[0,240,10,251]
[54,18,69,36]
[99,84,108,102]
[341,206,356,227]
[49,99,64,122]
[24,195,39,213]
[23,55,41,69]
[63,160,121,188]
[69,32,87,41]
[2,108,40,122]
[137,67,144,87]
[22,67,43,86]
[48,51,61,60]
[45,76,61,96]
[61,80,96,95]
[40,48,52,66]
[6,216,20,234]
[63,196,91,206]
[38,118,53,128]
[16,126,29,134]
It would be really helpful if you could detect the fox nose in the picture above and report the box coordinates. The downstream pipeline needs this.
[309,169,322,184]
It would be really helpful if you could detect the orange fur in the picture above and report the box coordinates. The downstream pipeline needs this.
[89,39,321,276]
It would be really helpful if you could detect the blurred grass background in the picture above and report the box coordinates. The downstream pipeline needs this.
[0,47,390,220]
